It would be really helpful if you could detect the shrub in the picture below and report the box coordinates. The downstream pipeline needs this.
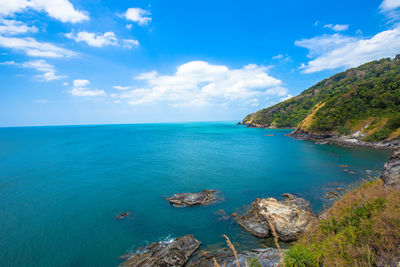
[284,244,318,267]
[288,179,400,266]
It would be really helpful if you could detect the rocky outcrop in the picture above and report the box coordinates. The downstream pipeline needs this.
[232,198,270,238]
[167,190,218,207]
[381,147,400,190]
[120,235,201,267]
[234,194,316,241]
[290,129,399,149]
[187,247,283,267]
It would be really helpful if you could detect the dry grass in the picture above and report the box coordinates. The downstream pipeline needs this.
[388,127,400,140]
[288,178,400,266]
[265,216,285,267]
[298,102,325,131]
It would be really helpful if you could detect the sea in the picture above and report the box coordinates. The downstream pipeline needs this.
[0,122,391,266]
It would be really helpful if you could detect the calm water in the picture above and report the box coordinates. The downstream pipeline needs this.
[0,122,390,266]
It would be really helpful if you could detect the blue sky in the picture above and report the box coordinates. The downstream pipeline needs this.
[1,0,400,126]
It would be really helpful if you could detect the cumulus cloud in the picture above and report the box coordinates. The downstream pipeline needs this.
[295,25,400,73]
[0,35,76,57]
[0,19,38,35]
[323,24,349,32]
[65,31,139,49]
[70,79,105,97]
[120,7,151,26]
[112,61,287,107]
[0,0,89,23]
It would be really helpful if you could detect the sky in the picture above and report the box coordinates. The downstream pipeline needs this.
[0,0,400,126]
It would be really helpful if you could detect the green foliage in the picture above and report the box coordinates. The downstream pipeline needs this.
[288,179,400,266]
[247,256,262,267]
[284,244,318,267]
[242,55,400,141]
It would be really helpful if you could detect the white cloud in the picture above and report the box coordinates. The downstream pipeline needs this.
[66,31,117,47]
[0,35,76,57]
[62,81,69,86]
[73,79,90,87]
[21,59,65,81]
[113,61,286,107]
[121,39,139,49]
[380,0,400,10]
[280,94,293,102]
[66,31,139,49]
[272,53,290,61]
[126,24,132,30]
[121,7,151,26]
[0,19,38,35]
[1,59,65,81]
[296,26,400,73]
[113,85,133,90]
[323,24,349,32]
[70,79,105,97]
[0,0,89,23]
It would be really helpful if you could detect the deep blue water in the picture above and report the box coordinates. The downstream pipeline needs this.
[0,122,390,266]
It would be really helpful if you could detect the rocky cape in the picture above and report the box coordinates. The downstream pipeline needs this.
[240,56,400,147]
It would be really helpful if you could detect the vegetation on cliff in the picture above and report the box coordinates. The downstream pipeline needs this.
[284,178,400,266]
[242,55,400,142]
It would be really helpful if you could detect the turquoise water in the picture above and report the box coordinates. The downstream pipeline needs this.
[0,122,390,266]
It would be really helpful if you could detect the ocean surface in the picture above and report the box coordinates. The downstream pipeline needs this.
[0,122,391,266]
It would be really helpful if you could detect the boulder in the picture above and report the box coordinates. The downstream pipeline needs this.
[234,194,316,241]
[232,198,270,238]
[167,190,218,207]
[187,247,283,267]
[381,147,400,190]
[120,235,201,267]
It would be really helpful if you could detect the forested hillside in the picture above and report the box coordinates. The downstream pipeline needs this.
[242,55,400,142]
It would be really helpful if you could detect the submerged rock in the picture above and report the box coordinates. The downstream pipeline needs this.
[234,194,316,241]
[323,191,341,199]
[120,235,201,267]
[167,190,218,207]
[187,247,283,267]
[381,147,400,190]
[115,211,131,219]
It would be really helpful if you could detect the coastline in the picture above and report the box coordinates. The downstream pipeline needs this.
[238,122,399,150]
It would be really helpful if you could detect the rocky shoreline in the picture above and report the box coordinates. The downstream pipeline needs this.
[290,128,399,150]
[119,146,400,267]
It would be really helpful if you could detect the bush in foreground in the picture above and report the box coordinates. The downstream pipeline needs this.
[285,179,400,266]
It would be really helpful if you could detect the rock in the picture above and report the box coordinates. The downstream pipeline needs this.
[213,209,230,221]
[232,199,270,238]
[381,147,400,190]
[349,171,356,174]
[234,194,316,241]
[120,235,201,267]
[187,247,283,267]
[339,165,349,168]
[336,187,345,192]
[115,211,131,219]
[323,191,340,199]
[167,190,218,207]
[343,169,349,172]
[264,134,274,137]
